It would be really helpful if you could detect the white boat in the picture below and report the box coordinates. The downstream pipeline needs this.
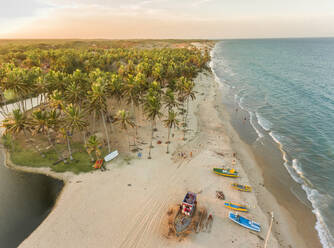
[104,150,119,162]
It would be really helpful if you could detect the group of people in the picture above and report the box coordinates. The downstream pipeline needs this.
[178,151,193,159]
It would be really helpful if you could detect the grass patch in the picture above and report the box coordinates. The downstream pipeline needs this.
[9,141,96,174]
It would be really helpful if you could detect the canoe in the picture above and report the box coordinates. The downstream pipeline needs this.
[224,202,248,212]
[213,168,238,177]
[104,150,119,162]
[229,212,261,232]
[231,183,252,192]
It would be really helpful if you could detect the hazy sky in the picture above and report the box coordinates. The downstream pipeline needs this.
[1,0,334,39]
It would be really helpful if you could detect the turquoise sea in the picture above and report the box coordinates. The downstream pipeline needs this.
[211,38,334,248]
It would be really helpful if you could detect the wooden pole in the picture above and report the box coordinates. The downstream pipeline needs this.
[264,212,274,248]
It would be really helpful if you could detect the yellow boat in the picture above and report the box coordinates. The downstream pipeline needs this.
[224,202,248,212]
[231,183,252,192]
[213,168,238,177]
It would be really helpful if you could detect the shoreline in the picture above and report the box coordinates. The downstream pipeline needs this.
[210,42,322,248]
[13,71,311,247]
[215,82,322,247]
[0,144,64,247]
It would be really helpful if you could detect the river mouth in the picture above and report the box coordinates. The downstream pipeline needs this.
[0,149,63,248]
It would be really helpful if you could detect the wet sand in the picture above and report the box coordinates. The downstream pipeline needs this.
[218,81,322,248]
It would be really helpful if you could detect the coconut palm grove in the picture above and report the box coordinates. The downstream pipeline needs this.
[0,40,211,173]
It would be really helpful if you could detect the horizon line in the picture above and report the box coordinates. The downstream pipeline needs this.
[1,36,334,41]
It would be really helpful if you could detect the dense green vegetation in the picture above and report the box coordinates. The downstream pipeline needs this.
[0,40,211,172]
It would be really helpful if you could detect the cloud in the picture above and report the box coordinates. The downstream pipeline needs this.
[192,0,215,7]
[1,0,334,39]
[3,6,334,39]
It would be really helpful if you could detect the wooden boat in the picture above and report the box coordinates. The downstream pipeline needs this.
[224,202,248,212]
[174,192,197,234]
[213,168,238,177]
[231,183,252,192]
[229,212,261,232]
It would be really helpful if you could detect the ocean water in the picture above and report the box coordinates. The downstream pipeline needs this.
[211,38,334,248]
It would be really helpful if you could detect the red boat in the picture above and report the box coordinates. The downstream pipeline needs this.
[173,192,197,235]
[181,192,197,216]
[93,159,104,169]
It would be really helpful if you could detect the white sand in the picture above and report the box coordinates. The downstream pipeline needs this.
[18,73,287,248]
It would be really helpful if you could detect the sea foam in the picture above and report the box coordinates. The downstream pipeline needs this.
[303,185,334,248]
[255,112,272,131]
[249,112,264,139]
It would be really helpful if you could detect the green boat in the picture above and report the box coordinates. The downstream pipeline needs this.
[213,168,238,177]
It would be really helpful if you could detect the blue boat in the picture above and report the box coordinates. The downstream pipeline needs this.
[228,212,261,232]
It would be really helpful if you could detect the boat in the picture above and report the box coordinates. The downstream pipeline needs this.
[231,183,252,192]
[229,212,261,232]
[213,168,238,177]
[224,202,248,212]
[174,192,197,234]
[104,150,119,162]
[93,159,104,169]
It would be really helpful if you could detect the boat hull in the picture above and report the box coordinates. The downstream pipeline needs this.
[213,168,238,177]
[231,183,252,192]
[224,202,248,212]
[229,212,261,232]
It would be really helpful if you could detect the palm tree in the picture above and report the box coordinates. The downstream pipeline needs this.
[31,108,63,160]
[85,135,102,162]
[176,77,196,140]
[2,108,47,156]
[106,73,124,104]
[36,76,47,105]
[115,109,135,151]
[143,93,163,159]
[183,81,196,123]
[2,109,31,137]
[64,81,82,105]
[163,110,179,154]
[63,104,88,160]
[163,88,178,111]
[87,78,111,152]
[2,67,30,111]
[48,90,64,111]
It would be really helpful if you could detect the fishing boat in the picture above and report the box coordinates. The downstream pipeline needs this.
[224,202,248,212]
[213,168,238,177]
[229,212,261,232]
[174,192,197,235]
[231,183,252,192]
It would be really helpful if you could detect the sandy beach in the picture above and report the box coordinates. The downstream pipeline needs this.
[14,71,318,248]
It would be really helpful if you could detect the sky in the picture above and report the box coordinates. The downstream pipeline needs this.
[1,0,334,39]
